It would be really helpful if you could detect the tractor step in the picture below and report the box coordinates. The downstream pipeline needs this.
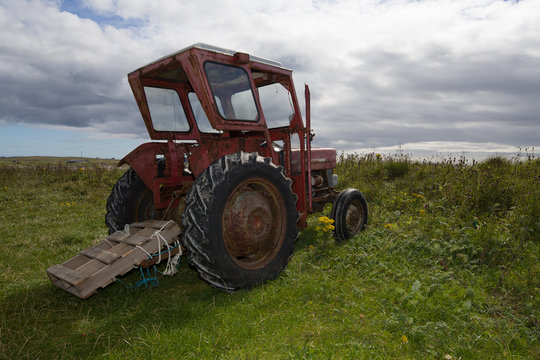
[47,220,182,300]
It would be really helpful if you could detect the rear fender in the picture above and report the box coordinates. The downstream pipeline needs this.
[118,142,169,191]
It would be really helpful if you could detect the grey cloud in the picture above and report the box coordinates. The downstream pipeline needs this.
[302,40,540,152]
[0,0,539,156]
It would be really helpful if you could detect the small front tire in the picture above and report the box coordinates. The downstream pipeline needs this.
[331,188,368,241]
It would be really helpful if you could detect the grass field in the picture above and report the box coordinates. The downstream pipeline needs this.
[0,154,538,359]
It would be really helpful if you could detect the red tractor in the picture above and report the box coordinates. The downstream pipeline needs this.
[105,43,368,291]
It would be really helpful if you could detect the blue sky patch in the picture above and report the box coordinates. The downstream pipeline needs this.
[60,0,141,28]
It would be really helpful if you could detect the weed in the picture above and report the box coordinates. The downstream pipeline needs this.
[0,156,538,359]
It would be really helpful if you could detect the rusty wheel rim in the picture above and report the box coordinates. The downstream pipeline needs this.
[345,200,364,235]
[222,177,287,270]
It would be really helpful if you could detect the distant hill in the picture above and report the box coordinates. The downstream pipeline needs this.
[0,156,120,167]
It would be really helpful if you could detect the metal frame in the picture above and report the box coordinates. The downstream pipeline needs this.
[122,44,337,228]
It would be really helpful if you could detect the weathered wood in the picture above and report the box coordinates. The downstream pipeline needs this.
[47,264,88,287]
[80,247,120,264]
[107,230,134,242]
[47,220,182,300]
[112,227,157,246]
[62,253,92,270]
[130,220,172,230]
[139,246,181,268]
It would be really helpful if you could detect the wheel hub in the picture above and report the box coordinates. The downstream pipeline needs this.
[222,178,286,270]
[346,201,362,234]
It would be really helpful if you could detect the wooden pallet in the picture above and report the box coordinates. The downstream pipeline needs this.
[47,220,182,300]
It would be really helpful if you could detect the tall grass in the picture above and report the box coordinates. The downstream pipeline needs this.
[0,155,538,359]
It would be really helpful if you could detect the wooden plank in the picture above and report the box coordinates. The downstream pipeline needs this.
[75,258,108,278]
[113,227,157,246]
[95,238,134,257]
[75,225,182,295]
[48,220,182,299]
[139,246,180,268]
[62,253,92,270]
[102,242,132,257]
[69,222,182,296]
[80,247,120,264]
[107,230,134,242]
[47,264,88,287]
[130,220,173,230]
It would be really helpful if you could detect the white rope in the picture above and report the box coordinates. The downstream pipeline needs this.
[152,231,169,264]
[134,221,175,262]
[153,221,173,262]
[164,254,181,276]
[158,220,174,232]
[152,221,176,273]
[103,239,114,248]
[163,239,182,276]
[135,245,152,259]
[134,220,181,276]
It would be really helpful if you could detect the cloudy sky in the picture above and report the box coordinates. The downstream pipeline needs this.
[0,0,538,159]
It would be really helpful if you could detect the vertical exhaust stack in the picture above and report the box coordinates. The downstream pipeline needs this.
[305,84,312,212]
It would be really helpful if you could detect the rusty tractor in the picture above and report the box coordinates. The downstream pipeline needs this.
[104,43,368,292]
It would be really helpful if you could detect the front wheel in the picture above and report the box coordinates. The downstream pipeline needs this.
[331,188,368,241]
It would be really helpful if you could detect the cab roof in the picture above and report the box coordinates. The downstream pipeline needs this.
[133,43,289,73]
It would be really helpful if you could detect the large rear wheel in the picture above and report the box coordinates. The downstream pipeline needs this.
[105,168,155,233]
[182,152,298,291]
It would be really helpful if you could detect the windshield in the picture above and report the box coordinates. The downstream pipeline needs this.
[257,83,295,128]
[204,62,259,122]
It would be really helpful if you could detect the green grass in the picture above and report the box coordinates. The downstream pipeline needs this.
[0,155,538,359]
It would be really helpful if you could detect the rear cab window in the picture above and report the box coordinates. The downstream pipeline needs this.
[144,86,190,132]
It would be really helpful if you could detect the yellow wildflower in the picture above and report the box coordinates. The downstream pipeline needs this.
[316,216,335,233]
[323,224,335,232]
[401,335,408,344]
[318,216,334,224]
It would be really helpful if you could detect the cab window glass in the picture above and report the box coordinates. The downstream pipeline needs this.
[188,92,220,133]
[144,87,190,132]
[257,83,295,128]
[204,62,259,122]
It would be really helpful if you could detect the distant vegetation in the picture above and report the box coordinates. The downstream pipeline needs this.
[0,154,538,359]
[0,156,119,167]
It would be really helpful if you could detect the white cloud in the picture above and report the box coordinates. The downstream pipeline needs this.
[0,0,539,157]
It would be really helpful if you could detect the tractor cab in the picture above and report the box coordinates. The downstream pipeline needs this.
[124,43,335,222]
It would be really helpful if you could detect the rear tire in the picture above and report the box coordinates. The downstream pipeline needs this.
[331,188,368,241]
[105,168,155,233]
[182,152,298,292]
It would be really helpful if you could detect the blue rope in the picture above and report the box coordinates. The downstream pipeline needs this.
[116,244,182,290]
[116,267,158,289]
